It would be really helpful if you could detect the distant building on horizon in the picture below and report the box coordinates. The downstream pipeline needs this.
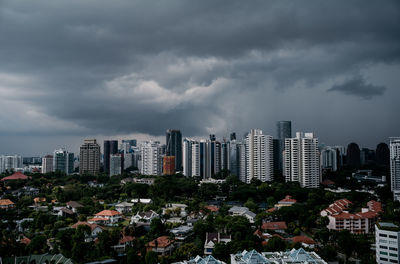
[163,156,175,175]
[284,132,320,188]
[166,129,182,172]
[376,142,390,168]
[79,139,101,175]
[41,155,54,174]
[140,141,163,176]
[390,137,400,201]
[110,153,122,176]
[320,146,338,172]
[276,121,292,171]
[53,149,74,175]
[347,142,361,167]
[0,155,23,173]
[104,140,118,175]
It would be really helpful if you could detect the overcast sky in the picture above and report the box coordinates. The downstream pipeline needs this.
[0,0,399,156]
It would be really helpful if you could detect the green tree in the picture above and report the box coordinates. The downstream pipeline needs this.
[145,250,159,264]
[28,235,49,254]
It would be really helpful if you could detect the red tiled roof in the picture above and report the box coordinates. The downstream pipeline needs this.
[266,207,277,213]
[119,235,135,244]
[88,217,109,222]
[204,205,220,212]
[291,236,316,245]
[19,237,31,245]
[95,210,121,216]
[1,172,30,181]
[262,221,287,230]
[146,236,174,248]
[279,195,297,203]
[368,200,383,213]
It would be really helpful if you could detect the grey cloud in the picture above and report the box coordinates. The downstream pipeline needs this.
[328,76,387,99]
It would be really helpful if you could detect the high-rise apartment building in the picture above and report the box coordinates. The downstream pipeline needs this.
[376,143,390,168]
[41,155,54,174]
[229,140,240,177]
[166,129,182,171]
[104,140,118,175]
[110,154,122,176]
[284,132,320,188]
[163,156,176,175]
[347,142,361,167]
[375,222,400,264]
[79,139,101,175]
[390,137,400,201]
[0,155,23,173]
[53,149,74,174]
[140,141,163,176]
[221,140,230,171]
[276,121,292,171]
[320,146,338,172]
[244,129,273,183]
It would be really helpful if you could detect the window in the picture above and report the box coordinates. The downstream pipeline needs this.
[389,253,398,257]
[380,257,388,261]
[381,251,388,255]
[389,235,397,239]
[389,247,397,251]
[380,233,388,237]
[380,246,388,249]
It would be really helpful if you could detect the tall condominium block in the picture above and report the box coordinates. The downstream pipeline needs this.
[183,138,193,177]
[110,154,122,176]
[229,140,240,177]
[284,132,320,188]
[320,146,338,172]
[221,140,230,171]
[347,142,361,167]
[0,155,23,173]
[166,129,182,171]
[163,156,176,175]
[390,137,400,201]
[53,149,74,174]
[244,129,273,183]
[276,121,292,170]
[79,139,101,175]
[104,140,118,175]
[41,155,54,174]
[375,222,400,264]
[140,141,163,176]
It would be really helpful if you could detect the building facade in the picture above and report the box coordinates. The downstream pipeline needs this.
[375,222,400,264]
[163,156,176,175]
[390,137,400,201]
[53,149,74,175]
[140,141,163,176]
[284,132,320,188]
[166,129,182,171]
[41,155,54,174]
[110,154,122,176]
[79,139,101,175]
[0,155,23,173]
[104,140,118,175]
[276,121,292,171]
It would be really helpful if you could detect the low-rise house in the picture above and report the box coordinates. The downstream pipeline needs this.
[130,210,159,224]
[146,236,175,256]
[289,236,317,248]
[261,221,288,234]
[0,199,15,210]
[204,205,220,214]
[163,203,188,218]
[115,201,134,213]
[321,199,382,234]
[131,198,152,204]
[66,201,84,213]
[204,232,231,255]
[170,225,193,243]
[71,221,104,242]
[89,210,122,225]
[275,195,297,209]
[228,206,256,223]
[59,207,75,217]
[112,235,135,254]
[33,197,46,204]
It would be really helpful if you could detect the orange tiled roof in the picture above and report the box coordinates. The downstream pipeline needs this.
[19,237,31,245]
[279,195,297,203]
[204,205,220,212]
[146,236,174,248]
[0,199,14,206]
[262,221,287,230]
[95,210,121,216]
[291,236,316,245]
[119,235,135,244]
[88,217,109,222]
[1,172,30,181]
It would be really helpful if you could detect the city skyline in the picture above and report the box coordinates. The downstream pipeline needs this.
[0,1,399,156]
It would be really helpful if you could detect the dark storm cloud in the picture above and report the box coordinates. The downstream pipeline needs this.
[0,0,399,154]
[328,76,387,99]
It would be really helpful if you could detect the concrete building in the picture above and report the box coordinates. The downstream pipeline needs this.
[244,129,273,183]
[104,140,118,175]
[79,139,101,175]
[375,222,400,264]
[41,155,54,174]
[110,154,122,176]
[390,137,400,201]
[0,155,23,173]
[221,140,230,171]
[53,149,74,175]
[140,141,163,176]
[276,121,292,171]
[284,132,320,188]
[166,129,182,171]
[229,139,240,177]
[163,156,176,175]
[320,146,338,172]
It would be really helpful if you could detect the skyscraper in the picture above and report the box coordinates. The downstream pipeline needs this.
[109,154,122,176]
[53,149,74,174]
[166,129,182,171]
[347,142,361,167]
[390,137,400,201]
[0,155,23,173]
[140,141,163,176]
[79,139,101,175]
[163,156,176,175]
[276,121,292,170]
[41,155,54,174]
[320,146,338,172]
[376,142,390,168]
[284,132,320,188]
[104,140,118,175]
[244,129,274,183]
[221,140,230,171]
